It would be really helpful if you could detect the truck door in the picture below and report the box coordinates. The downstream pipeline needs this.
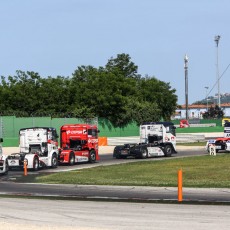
[140,126,147,143]
[19,131,27,153]
[166,125,176,148]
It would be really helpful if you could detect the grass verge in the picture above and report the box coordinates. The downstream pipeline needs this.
[35,154,230,188]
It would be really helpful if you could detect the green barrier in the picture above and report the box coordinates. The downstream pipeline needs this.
[2,138,18,147]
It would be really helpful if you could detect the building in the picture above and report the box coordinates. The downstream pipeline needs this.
[173,103,230,119]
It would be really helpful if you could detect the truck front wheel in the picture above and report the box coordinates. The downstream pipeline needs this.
[4,160,9,175]
[51,154,58,168]
[33,156,39,171]
[141,148,148,159]
[164,145,172,157]
[89,150,96,163]
[69,152,75,166]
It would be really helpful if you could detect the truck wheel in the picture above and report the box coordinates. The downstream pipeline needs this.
[4,160,9,175]
[164,145,172,157]
[51,154,58,168]
[115,154,121,159]
[33,156,39,171]
[69,153,75,166]
[89,150,96,163]
[225,144,228,152]
[141,148,148,159]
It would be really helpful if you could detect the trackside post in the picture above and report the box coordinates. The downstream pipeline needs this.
[24,159,28,176]
[178,169,183,202]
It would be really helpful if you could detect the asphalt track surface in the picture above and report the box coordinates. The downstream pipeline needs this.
[1,147,230,204]
[1,198,230,230]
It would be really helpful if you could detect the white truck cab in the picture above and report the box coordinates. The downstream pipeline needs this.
[113,122,177,159]
[7,127,59,170]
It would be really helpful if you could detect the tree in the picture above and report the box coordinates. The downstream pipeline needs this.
[137,77,177,121]
[105,53,140,79]
[71,66,135,127]
[203,105,224,119]
[0,53,178,127]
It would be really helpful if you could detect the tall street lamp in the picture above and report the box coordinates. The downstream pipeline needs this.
[214,35,221,107]
[184,54,189,120]
[205,86,209,111]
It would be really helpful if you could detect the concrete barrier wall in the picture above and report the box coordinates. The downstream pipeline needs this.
[175,123,216,128]
[107,133,207,145]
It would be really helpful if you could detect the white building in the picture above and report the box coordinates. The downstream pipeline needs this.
[173,103,230,119]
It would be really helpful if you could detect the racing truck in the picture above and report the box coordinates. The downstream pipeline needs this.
[7,127,59,170]
[113,122,177,159]
[205,121,230,153]
[58,124,100,165]
[0,138,9,175]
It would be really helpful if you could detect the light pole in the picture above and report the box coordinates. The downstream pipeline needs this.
[214,35,221,107]
[184,54,189,120]
[184,54,188,120]
[205,86,209,111]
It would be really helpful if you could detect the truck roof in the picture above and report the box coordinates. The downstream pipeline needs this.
[141,122,175,127]
[19,127,57,131]
[61,124,98,128]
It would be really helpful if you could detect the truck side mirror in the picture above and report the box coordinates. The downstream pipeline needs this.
[0,138,3,142]
[97,130,100,133]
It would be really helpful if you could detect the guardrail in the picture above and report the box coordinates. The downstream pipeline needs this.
[107,134,206,145]
[175,123,216,128]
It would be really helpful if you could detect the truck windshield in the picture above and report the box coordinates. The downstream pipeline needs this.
[88,129,97,137]
[167,126,176,136]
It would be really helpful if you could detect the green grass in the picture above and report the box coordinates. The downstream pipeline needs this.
[36,154,230,188]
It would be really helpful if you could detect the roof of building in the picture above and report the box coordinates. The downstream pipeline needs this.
[179,103,230,109]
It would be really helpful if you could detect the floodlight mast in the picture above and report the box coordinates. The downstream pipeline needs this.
[184,54,189,120]
[205,86,209,111]
[214,35,221,108]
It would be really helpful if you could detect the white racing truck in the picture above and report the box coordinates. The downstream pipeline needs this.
[113,122,177,159]
[7,127,59,170]
[0,138,9,175]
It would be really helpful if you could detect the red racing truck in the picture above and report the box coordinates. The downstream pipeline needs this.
[58,124,100,165]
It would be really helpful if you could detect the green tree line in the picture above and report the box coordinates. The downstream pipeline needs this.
[0,53,177,127]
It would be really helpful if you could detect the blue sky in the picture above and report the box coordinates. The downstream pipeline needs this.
[0,0,229,105]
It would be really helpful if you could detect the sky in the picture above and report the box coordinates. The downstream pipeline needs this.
[0,0,229,105]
